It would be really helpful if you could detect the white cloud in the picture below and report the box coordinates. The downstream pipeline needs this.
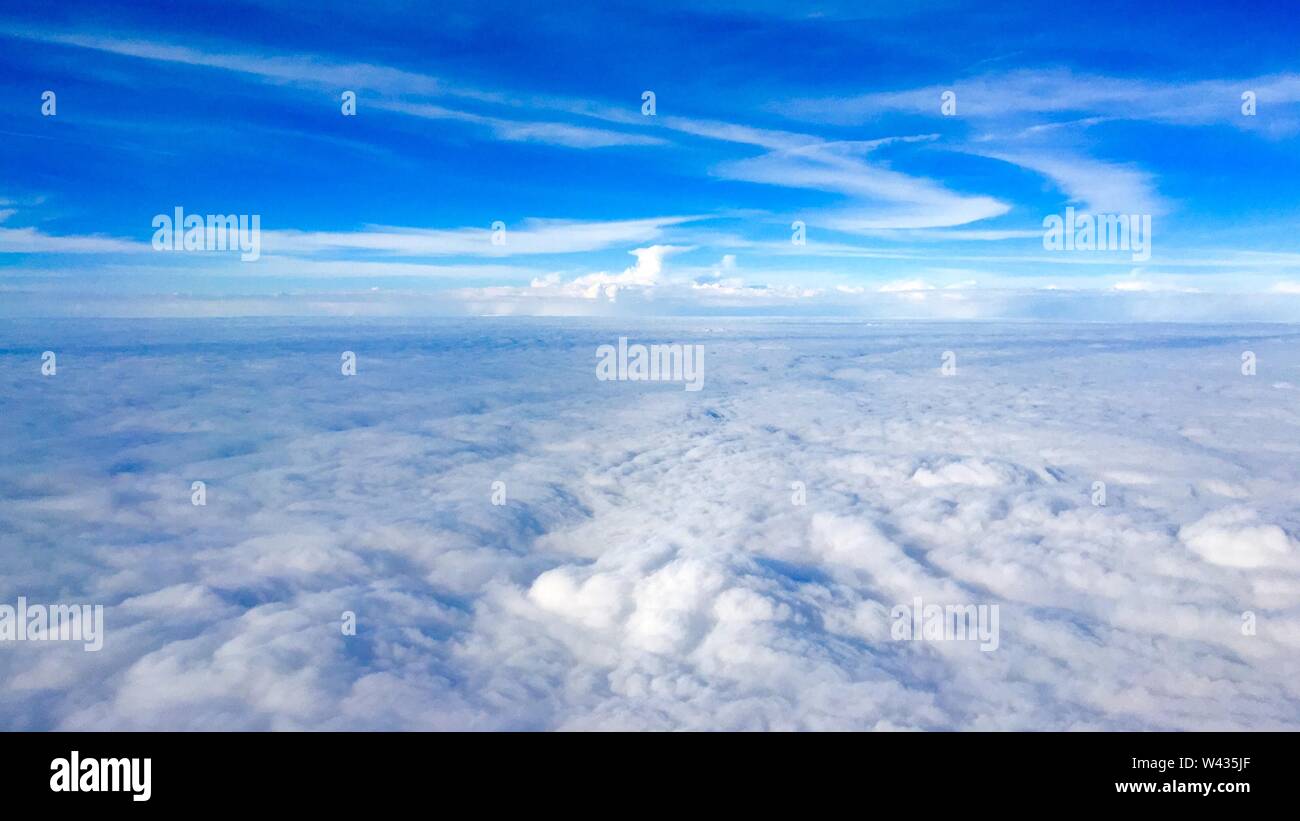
[987,151,1166,215]
[715,140,1010,231]
[7,28,658,150]
[372,101,665,148]
[3,320,1299,729]
[1180,509,1300,570]
[1111,279,1200,293]
[262,217,699,258]
[0,225,147,254]
[777,68,1300,129]
[527,244,689,300]
[877,279,935,293]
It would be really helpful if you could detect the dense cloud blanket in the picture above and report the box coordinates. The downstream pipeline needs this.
[1,318,1297,730]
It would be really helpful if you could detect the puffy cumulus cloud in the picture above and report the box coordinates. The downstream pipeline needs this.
[419,254,1300,321]
[455,248,828,313]
[1,318,1299,730]
[526,244,688,301]
[910,457,1027,488]
[877,279,936,294]
[1112,279,1201,294]
[1180,508,1300,570]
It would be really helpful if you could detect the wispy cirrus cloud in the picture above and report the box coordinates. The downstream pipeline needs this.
[768,66,1300,219]
[978,151,1166,215]
[262,216,701,257]
[5,28,453,96]
[1,27,1015,231]
[776,68,1300,129]
[0,226,146,254]
[370,101,665,148]
[0,206,147,254]
[715,139,1010,230]
[2,27,659,150]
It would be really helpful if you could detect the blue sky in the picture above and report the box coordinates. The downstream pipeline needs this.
[2,0,1300,316]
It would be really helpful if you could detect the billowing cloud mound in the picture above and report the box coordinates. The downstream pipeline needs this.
[1,319,1298,730]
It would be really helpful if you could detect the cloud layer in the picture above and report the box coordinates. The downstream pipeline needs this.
[1,318,1298,729]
